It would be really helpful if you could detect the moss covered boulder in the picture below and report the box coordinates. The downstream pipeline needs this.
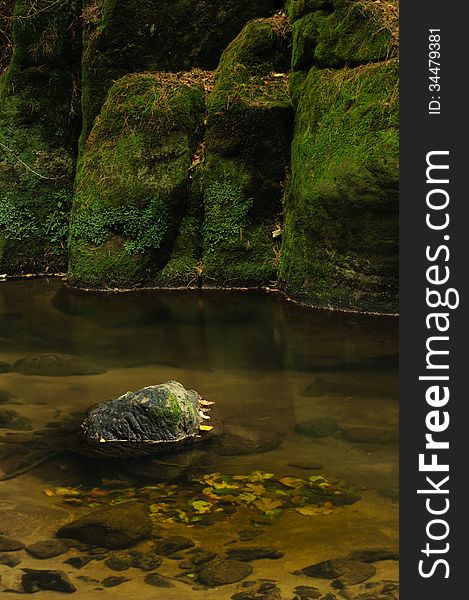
[68,72,207,289]
[80,380,215,457]
[80,0,277,148]
[202,15,293,287]
[0,0,81,274]
[280,59,399,312]
[291,0,398,72]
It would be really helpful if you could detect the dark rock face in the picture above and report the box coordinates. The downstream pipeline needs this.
[56,502,152,549]
[12,353,104,377]
[80,380,213,457]
[198,559,253,586]
[21,569,76,594]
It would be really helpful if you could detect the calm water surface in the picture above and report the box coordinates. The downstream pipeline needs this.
[0,279,399,599]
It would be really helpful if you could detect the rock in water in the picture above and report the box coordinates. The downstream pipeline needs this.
[56,502,151,549]
[80,380,215,457]
[13,353,104,376]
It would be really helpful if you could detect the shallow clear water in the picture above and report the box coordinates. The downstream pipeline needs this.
[0,279,398,598]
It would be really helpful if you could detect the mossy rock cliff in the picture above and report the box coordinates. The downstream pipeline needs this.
[68,72,206,288]
[80,0,278,149]
[291,0,398,71]
[202,15,293,287]
[279,59,399,312]
[0,0,81,274]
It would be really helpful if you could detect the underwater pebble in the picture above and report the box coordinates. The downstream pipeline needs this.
[130,552,162,571]
[104,553,131,571]
[144,573,175,588]
[226,547,284,561]
[102,576,129,588]
[0,553,21,567]
[21,569,76,594]
[63,556,94,569]
[26,539,69,559]
[154,535,195,555]
[0,535,24,552]
[198,559,253,587]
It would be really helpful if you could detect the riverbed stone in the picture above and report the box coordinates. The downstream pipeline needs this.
[154,535,195,556]
[13,353,105,377]
[226,547,284,561]
[56,502,151,549]
[187,548,217,565]
[131,552,162,571]
[302,559,375,585]
[0,363,10,374]
[21,569,76,594]
[293,585,321,599]
[26,539,70,559]
[144,573,175,588]
[198,559,253,586]
[216,424,281,456]
[295,417,339,438]
[104,553,132,571]
[64,556,94,569]
[288,461,323,471]
[0,535,24,552]
[0,553,21,567]
[340,427,398,445]
[102,576,129,588]
[347,549,399,563]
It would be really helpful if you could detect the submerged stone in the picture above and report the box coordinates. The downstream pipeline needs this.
[0,535,24,552]
[216,424,281,456]
[295,417,339,438]
[198,559,253,586]
[25,540,69,560]
[13,353,105,377]
[56,502,151,549]
[80,380,214,457]
[302,558,375,584]
[21,569,76,594]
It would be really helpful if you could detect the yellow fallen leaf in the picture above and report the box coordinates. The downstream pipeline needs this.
[279,477,305,488]
[254,497,283,513]
[296,506,322,516]
[244,483,265,496]
[43,489,55,497]
[199,425,213,431]
[54,487,81,496]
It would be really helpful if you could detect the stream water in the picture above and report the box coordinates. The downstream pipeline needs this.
[0,279,398,599]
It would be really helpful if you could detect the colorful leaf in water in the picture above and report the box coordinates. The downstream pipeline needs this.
[254,497,283,513]
[192,500,212,514]
[278,477,306,488]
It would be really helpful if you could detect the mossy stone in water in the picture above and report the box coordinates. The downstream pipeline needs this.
[80,380,211,457]
[56,502,151,549]
[13,353,105,376]
[202,16,293,287]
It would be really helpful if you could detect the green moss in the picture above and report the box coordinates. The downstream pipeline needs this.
[202,16,293,286]
[313,0,397,67]
[68,72,206,289]
[0,0,81,274]
[284,0,332,23]
[279,60,399,312]
[79,0,277,149]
